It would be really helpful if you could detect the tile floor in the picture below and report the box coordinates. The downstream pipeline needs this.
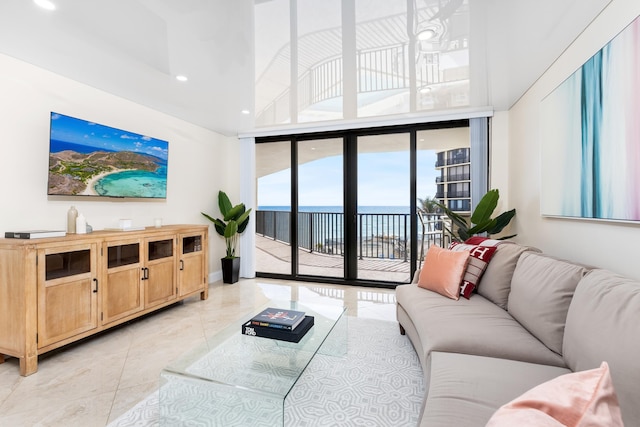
[0,278,398,426]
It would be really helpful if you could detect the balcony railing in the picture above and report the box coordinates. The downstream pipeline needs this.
[256,210,448,263]
[256,42,459,126]
[445,190,471,198]
[446,173,471,182]
[435,150,470,168]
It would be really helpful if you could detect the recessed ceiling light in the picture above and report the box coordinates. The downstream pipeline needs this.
[34,0,56,11]
[417,29,437,41]
[175,75,188,82]
[241,109,251,115]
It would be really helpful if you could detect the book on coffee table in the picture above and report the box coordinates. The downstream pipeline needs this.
[242,315,314,343]
[250,307,306,330]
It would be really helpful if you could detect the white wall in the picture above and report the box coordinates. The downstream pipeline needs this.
[489,111,510,209]
[0,53,241,280]
[503,0,640,279]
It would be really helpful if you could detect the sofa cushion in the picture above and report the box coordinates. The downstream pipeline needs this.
[507,253,588,354]
[417,245,469,300]
[563,269,640,426]
[477,242,539,309]
[448,241,498,298]
[395,283,566,367]
[486,362,623,427]
[420,352,571,427]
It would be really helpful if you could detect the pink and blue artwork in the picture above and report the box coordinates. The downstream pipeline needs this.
[541,16,640,222]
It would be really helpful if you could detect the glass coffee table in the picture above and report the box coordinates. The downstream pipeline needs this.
[159,301,347,426]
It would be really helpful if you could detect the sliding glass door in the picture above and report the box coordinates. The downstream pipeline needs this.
[255,119,481,287]
[356,133,411,282]
[297,138,344,277]
[255,141,292,275]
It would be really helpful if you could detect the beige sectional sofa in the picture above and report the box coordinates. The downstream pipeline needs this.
[396,242,640,426]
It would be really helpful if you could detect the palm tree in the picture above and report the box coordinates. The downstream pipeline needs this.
[417,195,442,236]
[417,195,441,214]
[416,195,443,267]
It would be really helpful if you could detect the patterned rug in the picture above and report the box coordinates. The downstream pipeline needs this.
[108,317,424,426]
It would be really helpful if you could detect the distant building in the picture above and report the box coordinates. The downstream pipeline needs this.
[435,147,471,213]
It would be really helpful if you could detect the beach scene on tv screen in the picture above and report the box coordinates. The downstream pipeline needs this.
[48,113,168,198]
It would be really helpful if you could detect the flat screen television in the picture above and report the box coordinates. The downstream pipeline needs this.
[47,112,169,198]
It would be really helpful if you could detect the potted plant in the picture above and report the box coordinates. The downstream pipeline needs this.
[436,189,516,242]
[202,191,251,283]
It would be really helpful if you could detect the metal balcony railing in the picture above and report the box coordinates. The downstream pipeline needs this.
[256,210,448,263]
[446,173,471,182]
[445,190,471,198]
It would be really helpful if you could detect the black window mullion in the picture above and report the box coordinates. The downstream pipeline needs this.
[410,130,418,279]
[291,137,299,277]
[344,133,358,281]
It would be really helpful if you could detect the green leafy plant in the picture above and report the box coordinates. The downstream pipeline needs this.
[417,195,442,214]
[201,191,251,258]
[436,189,516,242]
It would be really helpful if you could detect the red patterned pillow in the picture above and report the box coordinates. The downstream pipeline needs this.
[464,236,490,245]
[449,241,498,298]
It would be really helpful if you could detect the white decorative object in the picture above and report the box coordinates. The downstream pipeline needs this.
[119,219,133,229]
[76,213,87,234]
[154,218,163,228]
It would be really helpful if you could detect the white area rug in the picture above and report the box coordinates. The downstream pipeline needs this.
[108,317,424,426]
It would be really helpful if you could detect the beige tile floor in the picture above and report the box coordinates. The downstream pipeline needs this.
[0,278,398,426]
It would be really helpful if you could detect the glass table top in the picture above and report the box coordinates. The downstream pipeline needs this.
[162,300,347,398]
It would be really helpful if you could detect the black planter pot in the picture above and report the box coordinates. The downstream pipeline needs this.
[221,257,240,284]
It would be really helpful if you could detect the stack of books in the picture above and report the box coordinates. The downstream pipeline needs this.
[242,307,314,343]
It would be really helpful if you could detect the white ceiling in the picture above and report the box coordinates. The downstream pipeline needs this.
[0,0,611,136]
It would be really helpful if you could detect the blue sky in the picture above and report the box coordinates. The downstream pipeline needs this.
[50,112,169,160]
[258,150,438,207]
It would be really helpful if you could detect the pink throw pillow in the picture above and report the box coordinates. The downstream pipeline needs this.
[486,362,623,427]
[417,245,470,300]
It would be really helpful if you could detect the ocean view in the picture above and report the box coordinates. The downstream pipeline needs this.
[258,206,411,214]
[257,206,419,244]
[50,139,116,154]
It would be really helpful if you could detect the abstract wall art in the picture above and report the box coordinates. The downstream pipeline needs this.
[540,15,640,222]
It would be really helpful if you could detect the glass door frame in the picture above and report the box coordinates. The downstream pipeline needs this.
[256,118,481,288]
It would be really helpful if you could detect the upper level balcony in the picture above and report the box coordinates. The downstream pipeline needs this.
[255,5,470,128]
[435,148,471,168]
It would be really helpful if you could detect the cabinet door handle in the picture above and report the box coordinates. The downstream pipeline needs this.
[141,267,149,280]
[92,278,99,293]
[180,260,184,271]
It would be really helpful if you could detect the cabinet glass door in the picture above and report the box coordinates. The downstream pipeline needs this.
[38,245,98,348]
[103,240,144,324]
[45,250,91,280]
[178,233,206,297]
[182,235,202,254]
[107,243,140,268]
[145,237,177,307]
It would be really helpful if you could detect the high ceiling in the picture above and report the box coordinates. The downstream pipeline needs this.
[0,0,611,136]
